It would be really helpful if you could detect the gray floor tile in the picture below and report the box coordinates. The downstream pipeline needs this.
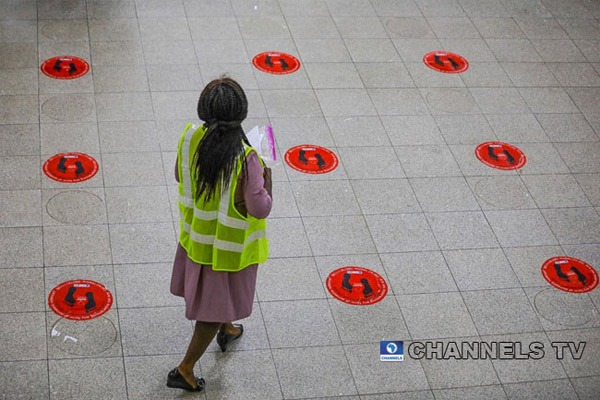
[514,16,569,39]
[571,376,600,400]
[502,62,561,87]
[345,38,402,62]
[419,338,501,389]
[486,39,543,62]
[43,188,106,226]
[334,16,388,38]
[270,116,334,149]
[105,186,172,223]
[392,38,443,62]
[541,207,600,244]
[381,16,435,39]
[124,354,207,400]
[459,0,510,17]
[46,310,122,359]
[96,92,154,121]
[405,62,465,88]
[522,174,591,208]
[109,222,176,264]
[460,62,514,87]
[286,16,340,39]
[256,257,325,301]
[362,392,434,400]
[292,180,361,216]
[398,292,478,339]
[486,113,548,143]
[382,115,445,146]
[575,173,600,206]
[49,358,127,400]
[439,38,498,62]
[546,328,600,377]
[93,65,149,93]
[366,213,439,253]
[516,142,570,175]
[200,349,281,400]
[396,145,462,178]
[40,122,99,155]
[411,177,480,212]
[370,88,430,116]
[0,227,42,268]
[427,211,499,250]
[433,385,508,400]
[329,295,410,344]
[526,287,600,331]
[0,42,37,68]
[468,176,536,210]
[567,87,600,116]
[503,245,564,287]
[0,190,41,227]
[415,0,465,17]
[537,113,598,143]
[264,89,322,118]
[43,225,112,266]
[563,243,600,275]
[119,306,191,356]
[188,17,241,41]
[39,19,89,42]
[273,346,358,398]
[472,17,525,39]
[485,209,558,247]
[503,380,579,400]
[351,178,421,214]
[40,94,96,123]
[98,121,159,153]
[88,18,140,41]
[267,218,312,258]
[484,332,568,382]
[148,63,204,92]
[381,251,458,294]
[421,88,480,115]
[326,116,390,147]
[268,181,300,218]
[576,39,600,63]
[554,142,600,173]
[558,18,600,40]
[0,312,46,361]
[0,95,39,124]
[90,41,144,66]
[428,16,481,38]
[462,288,543,335]
[295,38,351,62]
[304,215,377,255]
[316,88,376,116]
[113,263,183,308]
[346,343,430,394]
[0,124,39,156]
[135,0,186,17]
[0,360,49,400]
[530,39,587,62]
[339,146,405,179]
[470,87,530,114]
[139,17,191,42]
[444,248,521,290]
[0,69,37,96]
[548,62,600,87]
[101,152,166,187]
[518,87,579,114]
[358,62,416,88]
[183,0,234,16]
[143,40,197,65]
[194,39,249,64]
[262,299,340,348]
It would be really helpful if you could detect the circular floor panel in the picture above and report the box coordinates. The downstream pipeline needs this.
[46,190,104,224]
[327,266,388,306]
[50,316,118,356]
[533,288,598,327]
[541,256,598,294]
[475,141,527,171]
[41,55,90,80]
[41,94,94,121]
[48,279,113,321]
[472,177,532,209]
[252,51,301,75]
[284,144,338,174]
[43,152,99,183]
[423,51,469,74]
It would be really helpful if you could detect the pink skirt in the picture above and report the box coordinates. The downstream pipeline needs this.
[170,244,258,322]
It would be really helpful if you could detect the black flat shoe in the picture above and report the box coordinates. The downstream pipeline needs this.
[166,368,205,392]
[216,324,244,352]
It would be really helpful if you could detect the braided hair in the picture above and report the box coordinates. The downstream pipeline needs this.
[192,77,250,203]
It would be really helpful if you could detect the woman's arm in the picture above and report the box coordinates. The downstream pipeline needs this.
[242,151,272,219]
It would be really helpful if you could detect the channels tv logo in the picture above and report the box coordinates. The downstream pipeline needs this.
[380,341,404,361]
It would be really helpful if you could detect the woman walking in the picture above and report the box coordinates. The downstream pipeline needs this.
[167,77,272,392]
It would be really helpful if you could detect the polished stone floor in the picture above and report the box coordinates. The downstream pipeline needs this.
[1,0,599,399]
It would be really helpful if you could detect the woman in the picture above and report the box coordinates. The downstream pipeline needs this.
[167,77,272,392]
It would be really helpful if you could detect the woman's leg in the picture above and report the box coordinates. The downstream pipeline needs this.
[219,322,242,335]
[177,321,221,388]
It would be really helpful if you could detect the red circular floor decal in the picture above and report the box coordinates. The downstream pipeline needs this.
[327,266,388,306]
[48,280,113,321]
[423,51,469,74]
[285,145,338,174]
[542,257,598,294]
[43,152,99,183]
[41,55,90,80]
[252,51,300,75]
[475,141,526,170]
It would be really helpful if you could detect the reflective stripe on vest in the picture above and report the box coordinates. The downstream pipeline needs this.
[177,123,268,270]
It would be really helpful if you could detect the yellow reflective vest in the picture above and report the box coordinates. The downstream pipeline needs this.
[177,123,269,271]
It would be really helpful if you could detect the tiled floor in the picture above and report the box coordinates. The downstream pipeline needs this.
[1,0,599,399]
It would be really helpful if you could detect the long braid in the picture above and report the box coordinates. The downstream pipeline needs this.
[192,77,249,203]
